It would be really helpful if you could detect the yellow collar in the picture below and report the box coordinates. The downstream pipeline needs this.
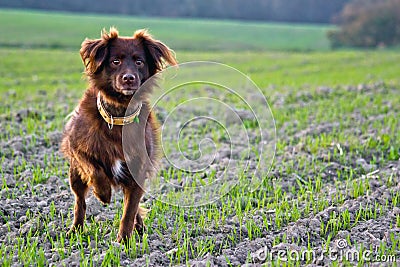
[97,92,142,130]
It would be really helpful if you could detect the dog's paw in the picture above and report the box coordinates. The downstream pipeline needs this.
[116,233,129,243]
[93,189,112,205]
[66,224,84,237]
[116,224,146,243]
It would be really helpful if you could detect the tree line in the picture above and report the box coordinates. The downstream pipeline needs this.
[3,0,398,48]
[328,0,400,48]
[0,0,350,24]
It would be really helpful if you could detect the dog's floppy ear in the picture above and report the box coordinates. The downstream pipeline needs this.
[80,27,119,76]
[134,29,177,75]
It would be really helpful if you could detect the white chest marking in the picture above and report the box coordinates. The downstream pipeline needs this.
[112,160,124,181]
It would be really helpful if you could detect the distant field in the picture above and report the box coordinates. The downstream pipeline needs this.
[0,9,333,51]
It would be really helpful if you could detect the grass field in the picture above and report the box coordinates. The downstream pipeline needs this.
[0,8,399,266]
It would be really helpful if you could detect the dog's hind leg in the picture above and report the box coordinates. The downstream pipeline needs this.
[134,206,148,235]
[68,164,88,234]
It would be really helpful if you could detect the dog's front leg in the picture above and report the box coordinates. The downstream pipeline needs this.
[117,184,144,242]
[68,165,88,234]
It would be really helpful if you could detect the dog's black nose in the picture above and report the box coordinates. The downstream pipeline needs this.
[122,74,135,83]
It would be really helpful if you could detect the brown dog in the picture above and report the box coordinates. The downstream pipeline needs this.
[61,28,177,242]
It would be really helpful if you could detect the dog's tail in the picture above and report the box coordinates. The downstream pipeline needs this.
[138,205,149,219]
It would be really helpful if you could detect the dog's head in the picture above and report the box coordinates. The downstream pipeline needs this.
[80,27,177,97]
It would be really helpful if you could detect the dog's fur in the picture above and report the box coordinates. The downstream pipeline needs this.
[61,28,177,242]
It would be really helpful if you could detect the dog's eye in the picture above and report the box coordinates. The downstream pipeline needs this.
[135,60,144,66]
[112,59,121,66]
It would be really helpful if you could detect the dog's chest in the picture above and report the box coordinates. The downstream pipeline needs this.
[111,159,126,183]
